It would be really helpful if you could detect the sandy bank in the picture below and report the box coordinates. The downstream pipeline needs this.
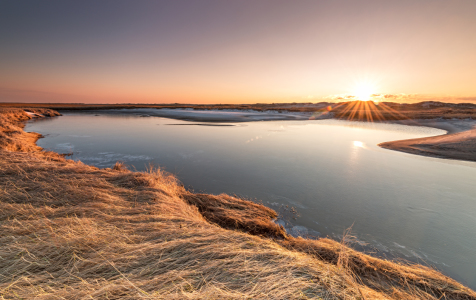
[66,108,333,122]
[379,119,476,162]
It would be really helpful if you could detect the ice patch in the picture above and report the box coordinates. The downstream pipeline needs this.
[55,143,74,150]
[393,242,406,249]
[68,135,91,138]
[75,152,152,168]
[268,194,306,209]
[102,108,317,122]
[290,226,308,237]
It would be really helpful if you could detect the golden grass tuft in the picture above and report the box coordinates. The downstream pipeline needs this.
[0,107,475,299]
[183,193,288,239]
[0,107,61,153]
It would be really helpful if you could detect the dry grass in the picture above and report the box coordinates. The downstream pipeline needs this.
[2,101,476,119]
[0,107,61,153]
[182,193,287,239]
[0,102,330,113]
[331,101,476,121]
[0,107,475,299]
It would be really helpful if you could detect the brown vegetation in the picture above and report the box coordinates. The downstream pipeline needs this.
[0,107,60,152]
[2,100,476,119]
[331,101,476,121]
[0,102,330,113]
[1,107,475,299]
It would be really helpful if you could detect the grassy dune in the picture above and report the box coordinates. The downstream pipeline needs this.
[1,108,475,299]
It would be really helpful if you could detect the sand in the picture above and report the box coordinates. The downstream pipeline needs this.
[379,119,476,162]
[80,108,318,122]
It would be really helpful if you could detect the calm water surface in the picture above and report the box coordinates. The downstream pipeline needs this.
[26,112,476,288]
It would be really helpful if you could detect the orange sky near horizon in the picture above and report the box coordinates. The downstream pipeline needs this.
[1,1,476,104]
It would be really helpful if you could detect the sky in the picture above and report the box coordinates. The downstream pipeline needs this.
[1,0,475,104]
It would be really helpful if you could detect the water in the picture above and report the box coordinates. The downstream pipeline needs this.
[26,111,476,288]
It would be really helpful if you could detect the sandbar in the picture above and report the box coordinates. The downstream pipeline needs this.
[379,119,476,162]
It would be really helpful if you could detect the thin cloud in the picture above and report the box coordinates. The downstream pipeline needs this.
[323,93,476,104]
[324,93,415,102]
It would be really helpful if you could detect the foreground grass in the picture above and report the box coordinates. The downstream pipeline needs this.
[1,108,475,299]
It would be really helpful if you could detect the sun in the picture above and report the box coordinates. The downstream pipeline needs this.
[352,83,375,101]
[349,77,379,101]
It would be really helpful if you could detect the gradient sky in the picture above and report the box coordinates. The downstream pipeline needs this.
[1,0,475,104]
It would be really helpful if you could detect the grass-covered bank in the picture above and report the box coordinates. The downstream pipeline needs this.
[1,108,475,299]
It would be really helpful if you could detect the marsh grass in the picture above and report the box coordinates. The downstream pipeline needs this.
[3,101,476,120]
[0,107,475,299]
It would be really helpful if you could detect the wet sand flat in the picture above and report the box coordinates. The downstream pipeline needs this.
[379,120,476,162]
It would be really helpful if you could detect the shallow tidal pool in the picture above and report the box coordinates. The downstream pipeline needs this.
[26,111,476,288]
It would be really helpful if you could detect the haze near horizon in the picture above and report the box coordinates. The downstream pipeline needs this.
[1,0,475,104]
